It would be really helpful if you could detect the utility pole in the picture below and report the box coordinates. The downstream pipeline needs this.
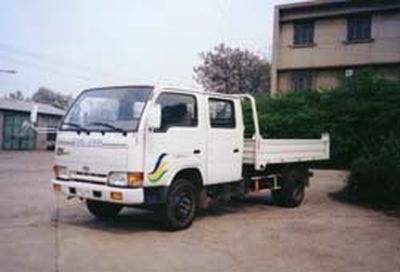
[0,69,17,74]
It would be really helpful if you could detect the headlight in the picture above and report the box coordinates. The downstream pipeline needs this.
[108,172,143,188]
[53,165,69,180]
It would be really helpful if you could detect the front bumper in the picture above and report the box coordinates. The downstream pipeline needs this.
[51,179,144,205]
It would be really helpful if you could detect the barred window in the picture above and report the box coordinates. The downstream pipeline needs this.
[291,71,312,91]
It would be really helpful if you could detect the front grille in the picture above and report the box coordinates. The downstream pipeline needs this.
[69,171,107,184]
[74,171,107,178]
[72,179,105,185]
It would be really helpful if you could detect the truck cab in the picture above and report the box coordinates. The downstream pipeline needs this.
[52,85,329,230]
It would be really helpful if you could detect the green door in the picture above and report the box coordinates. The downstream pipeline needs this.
[3,112,36,150]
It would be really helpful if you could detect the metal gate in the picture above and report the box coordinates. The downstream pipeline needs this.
[2,112,36,150]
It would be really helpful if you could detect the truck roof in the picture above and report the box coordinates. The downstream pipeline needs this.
[83,85,242,100]
[160,86,242,100]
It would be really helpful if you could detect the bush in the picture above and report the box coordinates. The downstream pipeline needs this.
[348,136,400,205]
[246,71,400,169]
[321,71,400,168]
[242,91,323,139]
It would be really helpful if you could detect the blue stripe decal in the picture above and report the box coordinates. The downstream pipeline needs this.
[149,153,167,175]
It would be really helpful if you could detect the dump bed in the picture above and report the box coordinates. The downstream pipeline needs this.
[243,133,330,169]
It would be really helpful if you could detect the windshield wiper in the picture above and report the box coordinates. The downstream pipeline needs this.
[63,122,89,133]
[88,121,127,134]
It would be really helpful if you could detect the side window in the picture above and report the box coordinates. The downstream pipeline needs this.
[156,93,197,130]
[209,98,235,129]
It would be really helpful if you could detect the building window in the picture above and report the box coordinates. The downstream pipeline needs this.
[208,98,236,129]
[347,15,371,41]
[291,71,312,91]
[156,93,198,130]
[293,21,314,45]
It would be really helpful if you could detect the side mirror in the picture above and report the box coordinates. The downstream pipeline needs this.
[148,104,161,129]
[30,105,38,124]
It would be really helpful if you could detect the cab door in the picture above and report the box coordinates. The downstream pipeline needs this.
[145,92,206,186]
[206,98,243,184]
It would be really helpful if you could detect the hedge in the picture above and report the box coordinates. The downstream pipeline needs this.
[243,71,400,204]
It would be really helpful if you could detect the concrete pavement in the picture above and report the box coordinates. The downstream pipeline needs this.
[0,151,399,272]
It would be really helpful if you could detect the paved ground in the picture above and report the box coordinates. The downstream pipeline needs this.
[0,151,399,272]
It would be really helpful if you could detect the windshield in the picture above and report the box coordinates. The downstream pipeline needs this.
[61,86,153,132]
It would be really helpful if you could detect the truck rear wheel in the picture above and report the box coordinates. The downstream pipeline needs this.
[161,178,198,231]
[272,169,306,207]
[86,200,122,220]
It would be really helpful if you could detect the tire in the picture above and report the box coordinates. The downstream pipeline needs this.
[272,169,306,207]
[86,199,123,220]
[161,178,198,231]
[271,189,285,206]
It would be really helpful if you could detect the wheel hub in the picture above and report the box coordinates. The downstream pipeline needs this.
[292,183,304,201]
[175,193,193,220]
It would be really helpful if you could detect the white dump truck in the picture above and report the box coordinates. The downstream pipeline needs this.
[51,85,330,230]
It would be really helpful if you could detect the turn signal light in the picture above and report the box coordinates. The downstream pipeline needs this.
[127,172,144,187]
[110,191,123,201]
[53,183,61,192]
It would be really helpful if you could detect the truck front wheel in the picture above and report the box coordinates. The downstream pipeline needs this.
[161,178,198,231]
[272,169,306,207]
[86,200,122,220]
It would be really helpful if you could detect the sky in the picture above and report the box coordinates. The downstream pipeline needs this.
[0,0,303,97]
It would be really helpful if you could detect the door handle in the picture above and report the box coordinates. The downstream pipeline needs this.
[194,149,201,154]
[233,148,239,153]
